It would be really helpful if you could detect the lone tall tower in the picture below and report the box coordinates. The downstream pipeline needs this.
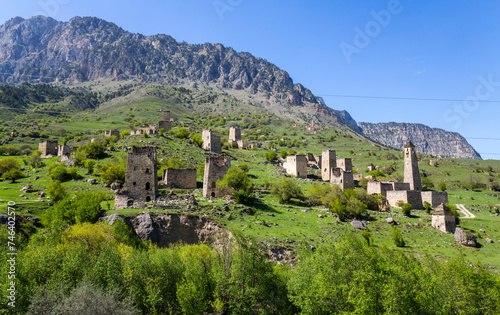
[403,141,422,191]
[321,150,336,181]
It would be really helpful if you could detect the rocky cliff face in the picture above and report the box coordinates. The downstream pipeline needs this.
[358,122,482,160]
[0,16,320,106]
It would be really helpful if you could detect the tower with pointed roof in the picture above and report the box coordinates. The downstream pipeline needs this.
[404,141,422,191]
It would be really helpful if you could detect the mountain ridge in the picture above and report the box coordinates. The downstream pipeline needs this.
[0,15,482,160]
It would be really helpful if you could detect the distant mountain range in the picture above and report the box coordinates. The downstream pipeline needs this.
[0,16,481,159]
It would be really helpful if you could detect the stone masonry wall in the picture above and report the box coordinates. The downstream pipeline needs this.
[203,154,231,198]
[39,140,58,157]
[229,127,242,143]
[123,146,158,202]
[163,168,197,189]
[321,150,336,181]
[202,129,222,154]
[285,154,307,178]
[421,191,449,208]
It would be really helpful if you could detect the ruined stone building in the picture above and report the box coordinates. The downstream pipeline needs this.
[322,150,336,181]
[367,163,375,172]
[330,168,355,190]
[306,153,321,169]
[404,141,422,191]
[284,154,307,178]
[104,130,120,140]
[163,168,197,189]
[39,140,58,158]
[114,146,158,208]
[336,158,353,172]
[57,145,73,160]
[132,124,158,136]
[432,203,456,233]
[202,129,222,154]
[158,110,171,132]
[367,141,448,209]
[203,154,231,198]
[228,127,242,143]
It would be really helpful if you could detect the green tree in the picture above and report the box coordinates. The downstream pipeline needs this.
[279,149,288,159]
[25,151,44,168]
[3,168,25,183]
[265,150,278,163]
[390,226,406,247]
[175,127,190,139]
[217,167,254,204]
[270,178,304,204]
[423,201,432,214]
[48,163,69,181]
[46,180,67,203]
[401,203,412,216]
[0,157,19,175]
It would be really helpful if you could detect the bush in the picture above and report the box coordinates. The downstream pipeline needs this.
[401,203,412,216]
[217,167,254,204]
[25,151,44,168]
[237,163,249,172]
[48,163,69,181]
[175,127,190,139]
[95,160,126,185]
[46,180,67,203]
[306,184,332,206]
[270,178,304,204]
[437,182,447,191]
[390,226,406,247]
[424,201,432,214]
[265,150,277,163]
[279,149,288,159]
[368,169,385,178]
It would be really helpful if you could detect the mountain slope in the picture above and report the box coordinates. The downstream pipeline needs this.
[358,122,482,160]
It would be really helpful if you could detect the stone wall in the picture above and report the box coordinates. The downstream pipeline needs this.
[284,154,307,178]
[104,130,120,140]
[39,140,58,158]
[337,158,353,172]
[202,129,222,154]
[386,190,423,209]
[163,168,197,189]
[203,154,231,198]
[229,127,242,143]
[118,146,158,207]
[321,150,336,181]
[421,191,449,208]
[330,168,355,190]
[404,142,422,191]
[158,120,171,133]
[432,214,456,233]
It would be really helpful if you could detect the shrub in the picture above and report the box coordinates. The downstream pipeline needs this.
[237,163,249,172]
[279,149,288,159]
[390,226,406,247]
[25,151,44,168]
[175,127,190,139]
[368,169,385,178]
[95,161,126,185]
[306,184,332,206]
[401,203,412,216]
[424,201,432,214]
[48,163,69,181]
[265,150,277,163]
[217,167,254,204]
[46,180,67,203]
[437,182,447,191]
[270,178,304,204]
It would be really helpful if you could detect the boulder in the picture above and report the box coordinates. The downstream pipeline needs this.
[479,229,486,234]
[110,182,122,190]
[454,228,477,247]
[88,178,97,185]
[486,238,494,244]
[351,220,367,230]
[133,212,160,242]
[106,213,125,226]
[386,217,395,224]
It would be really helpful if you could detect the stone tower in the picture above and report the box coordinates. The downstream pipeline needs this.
[336,158,353,172]
[284,154,307,178]
[321,150,336,181]
[202,129,222,154]
[404,141,422,191]
[123,146,158,202]
[203,154,231,198]
[228,127,242,143]
[158,109,171,132]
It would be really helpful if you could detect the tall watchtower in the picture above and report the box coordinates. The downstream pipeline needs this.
[321,150,336,181]
[228,127,241,143]
[158,109,171,132]
[123,146,158,202]
[403,141,422,191]
[203,154,231,198]
[202,129,222,154]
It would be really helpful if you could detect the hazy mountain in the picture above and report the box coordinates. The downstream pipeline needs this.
[358,122,482,160]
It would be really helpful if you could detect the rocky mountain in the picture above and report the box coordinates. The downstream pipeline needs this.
[358,122,482,160]
[0,16,348,123]
[0,16,482,159]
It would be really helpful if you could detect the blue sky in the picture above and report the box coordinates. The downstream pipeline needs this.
[1,0,500,159]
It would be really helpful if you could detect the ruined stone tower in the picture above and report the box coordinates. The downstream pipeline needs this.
[284,154,307,178]
[202,129,222,154]
[228,127,242,143]
[158,109,171,132]
[203,154,231,198]
[321,150,336,181]
[39,140,59,158]
[336,158,353,172]
[123,146,158,202]
[404,141,422,191]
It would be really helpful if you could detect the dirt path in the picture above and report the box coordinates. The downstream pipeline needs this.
[456,204,475,219]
